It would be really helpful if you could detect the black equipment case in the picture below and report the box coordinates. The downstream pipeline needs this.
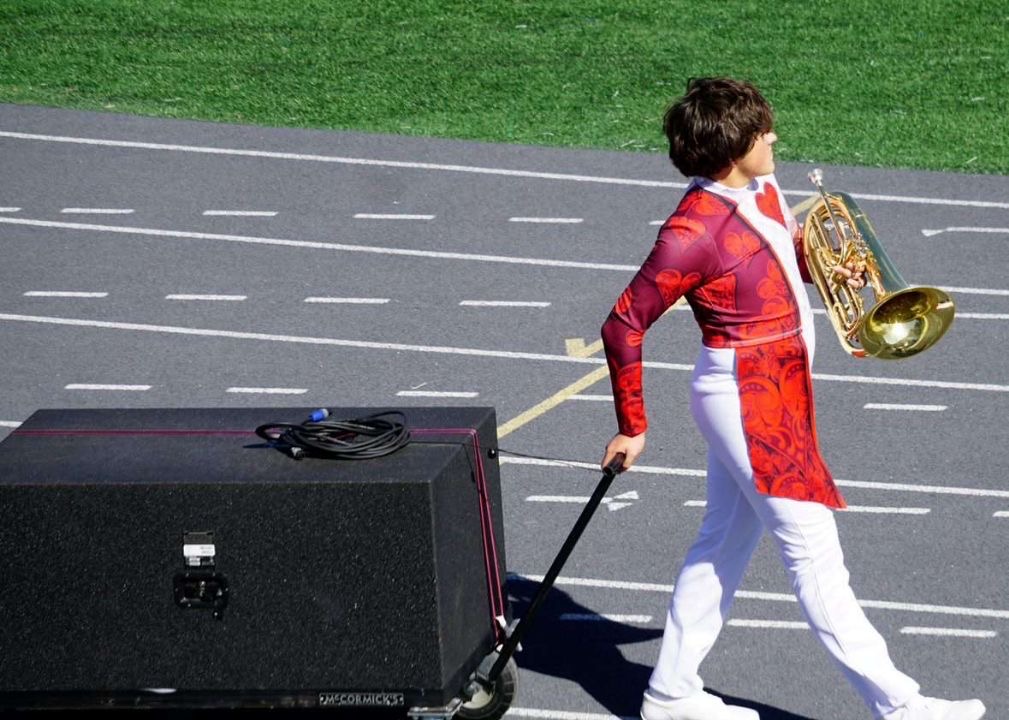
[0,407,507,715]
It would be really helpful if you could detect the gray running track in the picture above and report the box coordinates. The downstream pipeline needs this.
[1,104,1008,720]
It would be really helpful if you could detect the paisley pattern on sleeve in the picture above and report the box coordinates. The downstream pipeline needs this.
[735,336,846,508]
[600,214,713,437]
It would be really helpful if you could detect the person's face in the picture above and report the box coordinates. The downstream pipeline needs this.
[734,130,778,181]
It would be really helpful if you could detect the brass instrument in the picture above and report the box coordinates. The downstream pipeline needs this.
[802,169,955,359]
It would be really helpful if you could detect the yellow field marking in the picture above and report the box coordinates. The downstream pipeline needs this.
[565,337,603,358]
[790,194,819,217]
[498,364,610,439]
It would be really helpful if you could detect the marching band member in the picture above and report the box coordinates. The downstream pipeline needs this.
[600,77,985,720]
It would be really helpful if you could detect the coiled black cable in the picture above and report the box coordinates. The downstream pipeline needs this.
[255,410,410,460]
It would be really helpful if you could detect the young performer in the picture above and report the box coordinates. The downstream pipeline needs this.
[599,77,986,720]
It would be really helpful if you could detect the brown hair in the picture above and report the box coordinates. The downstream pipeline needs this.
[663,77,774,178]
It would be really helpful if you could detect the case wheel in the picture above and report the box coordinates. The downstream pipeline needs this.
[456,657,518,720]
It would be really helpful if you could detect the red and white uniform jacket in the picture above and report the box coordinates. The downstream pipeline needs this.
[601,174,846,508]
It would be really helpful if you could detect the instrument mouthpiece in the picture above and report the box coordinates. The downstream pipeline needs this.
[808,168,824,186]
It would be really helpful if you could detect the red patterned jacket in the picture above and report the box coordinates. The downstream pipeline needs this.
[601,175,845,508]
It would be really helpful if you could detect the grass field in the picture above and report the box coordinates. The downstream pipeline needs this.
[1,0,1007,174]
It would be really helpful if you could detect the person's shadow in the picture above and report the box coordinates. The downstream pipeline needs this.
[506,574,818,720]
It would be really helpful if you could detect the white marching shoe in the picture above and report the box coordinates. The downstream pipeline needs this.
[883,696,986,720]
[640,690,759,720]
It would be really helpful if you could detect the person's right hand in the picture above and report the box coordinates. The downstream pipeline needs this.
[601,432,646,472]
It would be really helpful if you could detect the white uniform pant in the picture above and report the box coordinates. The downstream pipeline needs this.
[647,345,920,718]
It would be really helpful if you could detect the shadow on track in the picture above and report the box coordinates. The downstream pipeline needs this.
[507,575,818,720]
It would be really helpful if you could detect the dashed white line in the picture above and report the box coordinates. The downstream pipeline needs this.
[568,394,614,402]
[65,383,151,391]
[24,291,108,298]
[940,285,1009,296]
[459,300,551,307]
[559,614,653,624]
[396,390,479,398]
[900,626,997,638]
[6,130,1009,208]
[60,208,134,214]
[843,505,931,515]
[0,207,21,212]
[687,500,928,515]
[993,511,1009,518]
[304,297,390,304]
[353,213,435,220]
[0,421,22,428]
[728,619,808,630]
[922,226,1009,237]
[225,387,307,395]
[165,294,247,301]
[508,217,584,224]
[507,709,631,720]
[956,312,1009,320]
[202,210,277,217]
[864,403,947,412]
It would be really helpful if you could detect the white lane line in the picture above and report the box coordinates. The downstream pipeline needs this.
[165,294,247,301]
[940,285,1009,296]
[922,226,1009,237]
[649,220,664,226]
[8,217,1009,312]
[728,619,808,630]
[225,387,307,395]
[396,390,479,398]
[2,312,1009,397]
[900,627,997,638]
[685,500,928,514]
[508,217,584,224]
[843,505,931,515]
[0,421,22,428]
[459,300,551,307]
[810,371,1008,393]
[518,573,1009,620]
[814,307,1009,322]
[500,456,1009,499]
[863,403,948,412]
[60,208,134,214]
[0,217,640,272]
[504,455,707,478]
[24,291,108,298]
[65,383,151,391]
[0,207,21,212]
[304,297,390,304]
[507,708,633,720]
[6,131,1009,209]
[569,394,613,402]
[202,210,277,217]
[559,613,653,624]
[353,213,435,220]
[993,511,1009,518]
[957,312,1009,320]
[526,491,638,512]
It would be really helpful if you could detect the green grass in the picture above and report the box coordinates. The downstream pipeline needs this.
[2,0,1007,173]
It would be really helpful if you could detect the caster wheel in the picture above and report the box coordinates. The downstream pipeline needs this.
[456,657,519,720]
